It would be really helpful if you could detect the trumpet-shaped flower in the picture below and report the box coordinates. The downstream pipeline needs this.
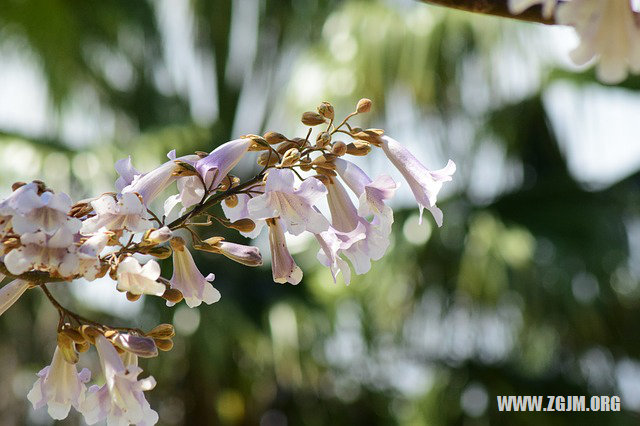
[0,183,80,235]
[325,179,392,275]
[169,237,220,307]
[248,169,329,236]
[334,158,398,217]
[195,138,252,191]
[557,0,640,84]
[216,241,263,267]
[81,193,152,234]
[266,218,303,284]
[5,230,78,277]
[315,225,367,285]
[222,192,265,238]
[116,257,165,296]
[118,150,200,205]
[27,347,91,420]
[380,136,455,226]
[80,335,158,425]
[0,279,30,316]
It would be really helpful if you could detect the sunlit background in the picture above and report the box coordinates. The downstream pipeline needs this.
[1,0,640,424]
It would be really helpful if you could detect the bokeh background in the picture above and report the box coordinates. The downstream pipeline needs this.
[1,0,640,424]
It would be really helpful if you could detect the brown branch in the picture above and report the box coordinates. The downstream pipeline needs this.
[418,0,557,25]
[0,263,66,285]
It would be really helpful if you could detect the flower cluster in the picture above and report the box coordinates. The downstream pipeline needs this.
[0,99,455,424]
[509,0,640,84]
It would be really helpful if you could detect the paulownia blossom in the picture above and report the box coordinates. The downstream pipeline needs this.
[0,99,455,425]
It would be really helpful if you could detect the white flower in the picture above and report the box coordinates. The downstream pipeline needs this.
[315,227,366,285]
[116,257,165,296]
[508,0,556,18]
[557,0,640,84]
[0,279,30,316]
[221,192,265,238]
[118,150,200,205]
[80,335,158,425]
[380,135,455,226]
[147,226,172,244]
[0,183,80,235]
[248,169,329,236]
[4,229,78,277]
[27,347,91,420]
[195,138,253,190]
[81,193,152,234]
[168,237,220,307]
[266,218,303,285]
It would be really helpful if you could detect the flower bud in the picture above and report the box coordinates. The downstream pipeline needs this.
[80,325,101,344]
[244,134,269,151]
[146,245,173,259]
[316,167,337,177]
[257,151,279,167]
[126,292,141,302]
[195,150,209,158]
[316,132,331,149]
[216,241,263,267]
[147,323,175,340]
[224,194,239,208]
[217,175,239,191]
[162,288,183,304]
[276,141,298,155]
[312,174,333,186]
[301,111,326,126]
[299,158,312,172]
[331,141,347,156]
[147,226,172,244]
[356,98,372,113]
[226,218,256,233]
[60,328,85,344]
[346,141,372,156]
[154,338,174,351]
[317,102,335,120]
[264,131,287,145]
[11,181,26,191]
[351,128,384,147]
[280,148,300,167]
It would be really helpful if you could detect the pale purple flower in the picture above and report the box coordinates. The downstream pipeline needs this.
[557,0,640,84]
[80,335,158,425]
[119,150,200,205]
[0,183,80,235]
[315,226,366,285]
[116,257,165,296]
[325,179,392,275]
[266,218,303,285]
[169,237,220,308]
[81,193,152,234]
[334,158,399,217]
[222,192,265,238]
[5,229,78,277]
[248,169,329,236]
[195,138,252,190]
[27,347,91,420]
[147,226,172,244]
[0,279,30,316]
[216,241,263,267]
[380,135,455,227]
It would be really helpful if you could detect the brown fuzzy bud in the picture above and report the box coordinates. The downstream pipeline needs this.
[226,219,256,233]
[331,141,348,156]
[317,102,335,120]
[224,194,239,208]
[352,128,384,147]
[316,167,337,177]
[217,175,239,191]
[301,111,326,126]
[346,141,372,156]
[76,341,90,353]
[276,141,298,155]
[280,148,300,167]
[195,151,209,158]
[126,292,141,302]
[264,131,287,145]
[147,324,176,340]
[316,132,331,149]
[312,174,332,186]
[244,134,269,152]
[163,288,183,304]
[154,338,174,352]
[290,137,308,147]
[60,328,86,344]
[80,325,101,344]
[257,152,279,167]
[356,98,372,114]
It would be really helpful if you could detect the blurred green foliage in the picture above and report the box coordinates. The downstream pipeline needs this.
[0,1,639,425]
